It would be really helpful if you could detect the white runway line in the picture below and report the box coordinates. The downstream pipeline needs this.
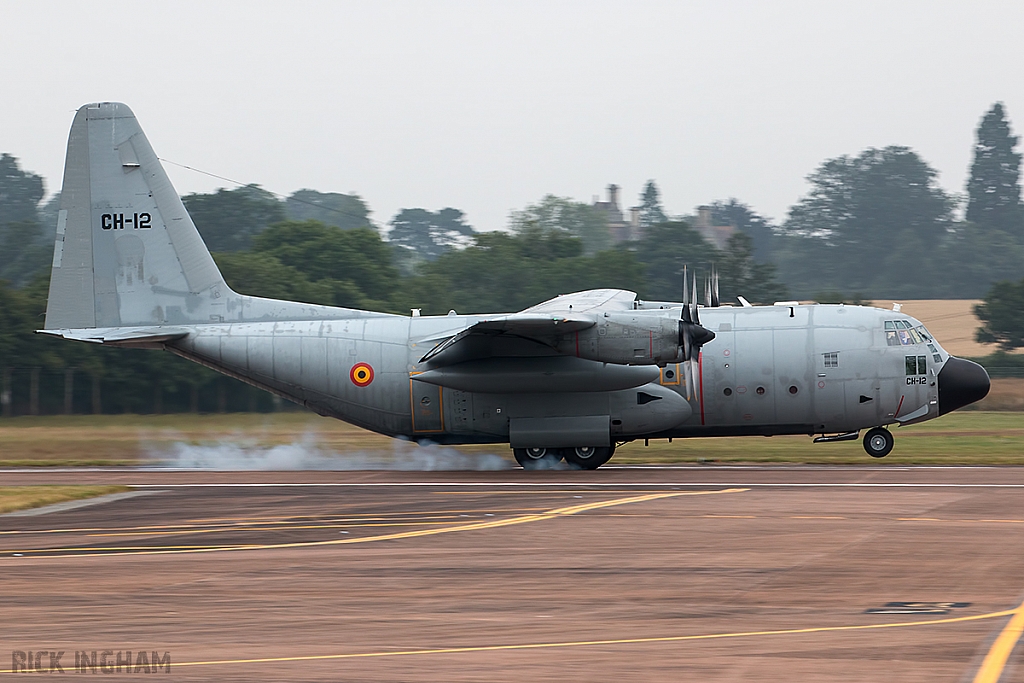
[0,490,161,517]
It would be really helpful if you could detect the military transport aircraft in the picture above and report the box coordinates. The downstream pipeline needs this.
[39,103,991,469]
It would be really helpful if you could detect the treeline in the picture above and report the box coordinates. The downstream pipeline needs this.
[0,165,780,414]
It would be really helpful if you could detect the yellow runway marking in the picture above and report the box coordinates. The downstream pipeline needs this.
[972,598,1024,683]
[432,491,688,497]
[8,510,1024,542]
[0,509,550,536]
[2,489,746,558]
[2,606,1005,673]
[87,520,463,538]
[979,519,1024,524]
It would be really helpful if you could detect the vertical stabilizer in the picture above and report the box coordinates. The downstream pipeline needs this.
[45,102,231,330]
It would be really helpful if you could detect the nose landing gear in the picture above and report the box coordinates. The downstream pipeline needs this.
[863,427,894,458]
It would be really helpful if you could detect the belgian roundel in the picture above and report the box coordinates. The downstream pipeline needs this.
[350,362,374,387]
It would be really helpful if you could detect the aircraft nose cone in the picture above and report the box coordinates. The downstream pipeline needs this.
[937,357,990,415]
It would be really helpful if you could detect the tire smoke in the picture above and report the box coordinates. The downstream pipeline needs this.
[146,432,511,471]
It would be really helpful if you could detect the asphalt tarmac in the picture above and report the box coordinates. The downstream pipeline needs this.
[2,466,1023,682]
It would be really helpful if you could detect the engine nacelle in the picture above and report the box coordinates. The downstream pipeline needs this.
[555,314,682,365]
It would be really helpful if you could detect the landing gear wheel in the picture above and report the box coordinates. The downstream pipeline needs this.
[562,445,615,470]
[513,447,564,470]
[863,428,894,458]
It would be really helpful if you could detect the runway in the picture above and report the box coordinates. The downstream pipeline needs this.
[2,467,1023,681]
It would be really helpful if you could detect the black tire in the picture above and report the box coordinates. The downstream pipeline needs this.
[562,445,615,470]
[513,447,564,470]
[863,428,894,458]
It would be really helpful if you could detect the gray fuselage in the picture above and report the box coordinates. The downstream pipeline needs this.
[172,302,945,445]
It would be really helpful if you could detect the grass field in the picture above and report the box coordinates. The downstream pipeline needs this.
[0,486,131,514]
[0,409,1022,467]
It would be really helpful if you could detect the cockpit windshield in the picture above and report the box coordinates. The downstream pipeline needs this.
[885,320,933,347]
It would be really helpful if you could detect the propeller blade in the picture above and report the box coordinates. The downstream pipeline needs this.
[711,266,720,307]
[691,277,700,325]
[705,276,712,308]
[681,266,692,323]
[686,359,696,401]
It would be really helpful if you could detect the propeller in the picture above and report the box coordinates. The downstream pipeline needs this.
[679,267,716,400]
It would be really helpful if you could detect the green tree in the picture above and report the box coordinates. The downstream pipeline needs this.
[0,153,44,225]
[37,192,61,232]
[285,189,372,231]
[0,154,50,286]
[779,146,955,298]
[975,277,1024,350]
[637,180,667,229]
[251,220,400,309]
[940,219,1024,298]
[397,225,642,315]
[509,195,611,255]
[388,207,474,261]
[710,199,775,263]
[966,103,1023,235]
[716,233,788,305]
[629,220,718,301]
[214,251,335,305]
[182,184,285,252]
[0,220,51,287]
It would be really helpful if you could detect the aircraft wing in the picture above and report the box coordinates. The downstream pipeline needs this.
[519,289,638,315]
[418,289,637,365]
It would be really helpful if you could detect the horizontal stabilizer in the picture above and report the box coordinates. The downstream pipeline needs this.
[37,326,189,348]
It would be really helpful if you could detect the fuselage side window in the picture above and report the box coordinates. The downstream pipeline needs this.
[823,352,838,368]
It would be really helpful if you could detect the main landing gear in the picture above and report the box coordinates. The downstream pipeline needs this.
[863,427,894,458]
[513,446,616,470]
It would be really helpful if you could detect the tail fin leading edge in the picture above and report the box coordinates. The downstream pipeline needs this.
[44,102,230,330]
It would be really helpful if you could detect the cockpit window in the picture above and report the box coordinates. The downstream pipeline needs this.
[885,322,934,346]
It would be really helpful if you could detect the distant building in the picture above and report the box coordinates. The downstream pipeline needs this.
[590,187,736,248]
[591,184,642,243]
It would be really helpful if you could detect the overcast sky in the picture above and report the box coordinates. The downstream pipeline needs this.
[2,1,1022,232]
